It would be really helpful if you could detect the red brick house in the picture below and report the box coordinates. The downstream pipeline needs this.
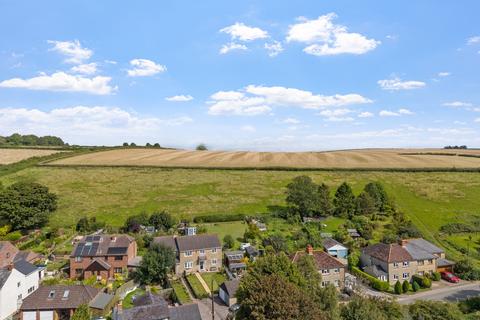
[69,235,137,280]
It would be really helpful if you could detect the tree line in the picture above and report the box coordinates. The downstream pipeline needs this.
[286,176,394,219]
[0,133,65,146]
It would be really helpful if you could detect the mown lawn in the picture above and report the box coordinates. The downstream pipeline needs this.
[171,280,191,304]
[2,167,480,263]
[123,288,145,309]
[200,221,247,246]
[186,274,209,299]
[201,272,227,293]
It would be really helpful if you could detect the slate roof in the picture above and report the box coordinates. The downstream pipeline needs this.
[14,251,43,264]
[220,279,240,297]
[292,250,345,269]
[176,234,221,252]
[405,238,444,255]
[20,285,100,310]
[71,235,134,258]
[323,238,346,250]
[438,258,455,267]
[403,242,437,260]
[245,246,259,256]
[153,234,221,252]
[119,293,202,320]
[0,268,11,289]
[362,243,414,263]
[89,292,114,310]
[14,260,38,275]
[364,264,388,278]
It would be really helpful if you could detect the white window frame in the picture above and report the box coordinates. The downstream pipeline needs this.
[333,268,340,273]
[211,258,217,265]
[184,250,193,257]
[199,249,205,255]
[402,272,409,279]
[321,269,330,275]
[321,281,329,287]
[393,262,399,268]
[403,261,409,267]
[212,248,217,253]
[184,261,193,269]
[393,274,399,280]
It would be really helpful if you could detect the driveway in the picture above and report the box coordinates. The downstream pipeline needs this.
[397,281,480,304]
[197,296,230,320]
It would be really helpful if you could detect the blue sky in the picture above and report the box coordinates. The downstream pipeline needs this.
[0,1,479,150]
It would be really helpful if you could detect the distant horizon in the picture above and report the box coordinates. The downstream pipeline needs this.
[1,1,479,150]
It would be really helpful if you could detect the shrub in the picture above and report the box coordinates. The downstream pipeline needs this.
[351,267,390,292]
[412,281,420,292]
[3,231,22,241]
[454,259,480,280]
[394,281,402,294]
[421,277,432,288]
[412,275,423,287]
[193,213,246,223]
[432,272,441,281]
[402,280,410,293]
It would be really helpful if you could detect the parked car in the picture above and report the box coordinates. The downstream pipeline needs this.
[229,303,240,313]
[441,271,460,283]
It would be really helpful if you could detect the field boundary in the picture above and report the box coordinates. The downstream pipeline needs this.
[37,163,480,173]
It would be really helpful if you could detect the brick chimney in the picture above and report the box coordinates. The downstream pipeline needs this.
[117,301,123,315]
[7,263,14,271]
[306,244,314,255]
[400,239,409,247]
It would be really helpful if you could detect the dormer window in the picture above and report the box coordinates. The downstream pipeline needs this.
[48,290,55,299]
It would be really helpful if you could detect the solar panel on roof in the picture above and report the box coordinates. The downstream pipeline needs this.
[93,236,101,241]
[107,247,127,255]
[74,243,85,256]
[85,236,93,241]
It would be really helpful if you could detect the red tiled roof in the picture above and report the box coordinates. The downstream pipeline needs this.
[292,250,345,269]
[362,243,413,263]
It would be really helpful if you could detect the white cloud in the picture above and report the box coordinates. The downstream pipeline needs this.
[70,63,98,75]
[208,85,371,116]
[318,108,352,117]
[378,77,426,91]
[379,110,399,117]
[398,108,414,115]
[438,72,450,77]
[358,111,374,118]
[165,95,194,102]
[324,116,354,122]
[264,41,284,57]
[219,43,248,54]
[0,71,114,95]
[220,22,268,41]
[0,106,193,145]
[48,40,93,64]
[241,125,256,132]
[475,118,480,123]
[443,101,472,108]
[282,117,300,124]
[286,13,380,56]
[467,36,480,45]
[127,59,166,77]
[379,108,414,117]
[454,121,467,125]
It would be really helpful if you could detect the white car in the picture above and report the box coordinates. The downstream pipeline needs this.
[240,243,251,250]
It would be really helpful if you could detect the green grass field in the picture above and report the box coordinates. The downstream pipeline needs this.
[201,272,227,293]
[2,166,480,262]
[171,280,191,304]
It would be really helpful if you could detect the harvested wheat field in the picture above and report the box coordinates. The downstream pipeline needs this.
[49,148,480,169]
[0,148,63,165]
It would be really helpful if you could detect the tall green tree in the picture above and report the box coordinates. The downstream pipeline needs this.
[149,211,176,231]
[364,182,389,213]
[0,182,57,230]
[341,296,403,320]
[236,274,326,320]
[71,304,91,320]
[249,253,306,288]
[355,191,376,216]
[135,243,175,286]
[286,176,319,217]
[317,183,333,216]
[333,182,355,218]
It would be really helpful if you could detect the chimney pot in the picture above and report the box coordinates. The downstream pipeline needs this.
[400,239,408,247]
[306,244,314,255]
[7,263,14,271]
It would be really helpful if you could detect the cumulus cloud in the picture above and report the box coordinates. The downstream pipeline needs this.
[219,42,248,54]
[70,63,98,75]
[358,111,374,118]
[437,72,450,77]
[0,106,193,144]
[220,22,268,41]
[286,13,380,56]
[467,36,480,45]
[208,85,371,116]
[127,59,166,77]
[48,40,93,64]
[0,72,115,95]
[264,41,284,57]
[378,77,426,91]
[165,95,194,102]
